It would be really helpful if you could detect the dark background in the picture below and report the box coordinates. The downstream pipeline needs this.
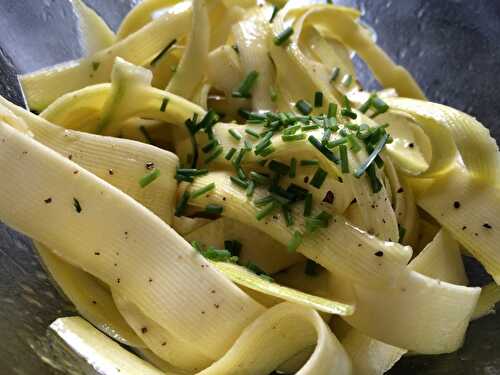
[0,0,499,373]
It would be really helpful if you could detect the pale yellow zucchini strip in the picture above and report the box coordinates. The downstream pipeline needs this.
[37,243,144,348]
[48,317,168,375]
[418,167,500,283]
[71,0,115,56]
[212,262,354,316]
[188,172,412,287]
[409,229,468,286]
[472,283,500,320]
[0,123,264,361]
[387,98,499,183]
[197,302,351,375]
[0,95,177,222]
[167,0,209,100]
[19,6,192,111]
[341,329,406,375]
[232,6,275,111]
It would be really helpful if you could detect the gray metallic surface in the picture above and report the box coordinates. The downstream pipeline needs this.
[0,0,499,373]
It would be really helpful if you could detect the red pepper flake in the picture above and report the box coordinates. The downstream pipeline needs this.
[374,251,384,257]
[44,198,52,204]
[483,223,492,229]
[453,201,461,209]
[141,327,148,334]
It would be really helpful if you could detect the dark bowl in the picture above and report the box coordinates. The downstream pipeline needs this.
[1,0,499,373]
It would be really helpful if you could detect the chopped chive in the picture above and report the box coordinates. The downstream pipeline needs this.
[192,240,203,253]
[230,175,249,189]
[204,146,223,164]
[287,184,308,201]
[282,133,306,142]
[175,190,190,217]
[232,70,259,98]
[246,180,256,197]
[310,167,328,189]
[203,248,233,262]
[398,224,406,243]
[185,115,199,168]
[175,174,194,183]
[160,97,169,112]
[228,128,242,141]
[202,139,219,153]
[300,159,319,166]
[205,204,223,215]
[308,136,339,164]
[314,91,324,107]
[289,158,297,178]
[346,123,360,131]
[259,145,275,157]
[322,128,332,145]
[288,231,303,252]
[244,139,253,151]
[245,128,260,139]
[255,131,273,150]
[346,134,362,153]
[341,106,357,119]
[354,133,389,177]
[330,67,340,82]
[248,118,266,124]
[151,39,176,66]
[301,124,320,131]
[270,5,279,22]
[234,148,247,166]
[359,96,372,113]
[269,160,290,175]
[254,140,272,155]
[341,74,352,87]
[328,103,338,119]
[327,137,347,148]
[283,123,301,135]
[282,205,294,226]
[139,125,154,144]
[246,262,267,275]
[225,147,237,160]
[339,145,349,173]
[371,95,389,114]
[295,99,312,115]
[139,168,161,188]
[254,195,274,207]
[274,26,294,46]
[92,61,100,71]
[304,192,313,217]
[199,109,219,131]
[269,86,278,102]
[366,164,383,193]
[256,201,278,221]
[250,171,271,185]
[191,183,215,198]
[304,259,319,276]
[176,168,208,177]
[270,192,290,205]
[237,167,247,180]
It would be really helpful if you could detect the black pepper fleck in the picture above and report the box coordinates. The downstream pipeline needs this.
[141,327,148,334]
[73,198,82,213]
[214,304,220,309]
[145,162,155,170]
[397,187,404,193]
[462,226,467,230]
[303,176,309,183]
[374,251,384,257]
[116,278,121,284]
[408,143,414,148]
[453,201,461,209]
[161,342,167,346]
[109,169,114,175]
[44,198,52,204]
[94,252,100,256]
[68,154,73,160]
[73,170,79,175]
[483,223,492,229]
[92,300,97,305]
[323,191,334,204]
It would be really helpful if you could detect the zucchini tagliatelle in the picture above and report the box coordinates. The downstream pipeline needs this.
[1,0,499,373]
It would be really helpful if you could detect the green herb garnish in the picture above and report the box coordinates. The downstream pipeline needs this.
[232,70,259,98]
[139,169,161,188]
[274,27,294,46]
[191,183,215,198]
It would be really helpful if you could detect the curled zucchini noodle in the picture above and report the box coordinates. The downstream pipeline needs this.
[2,0,499,373]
